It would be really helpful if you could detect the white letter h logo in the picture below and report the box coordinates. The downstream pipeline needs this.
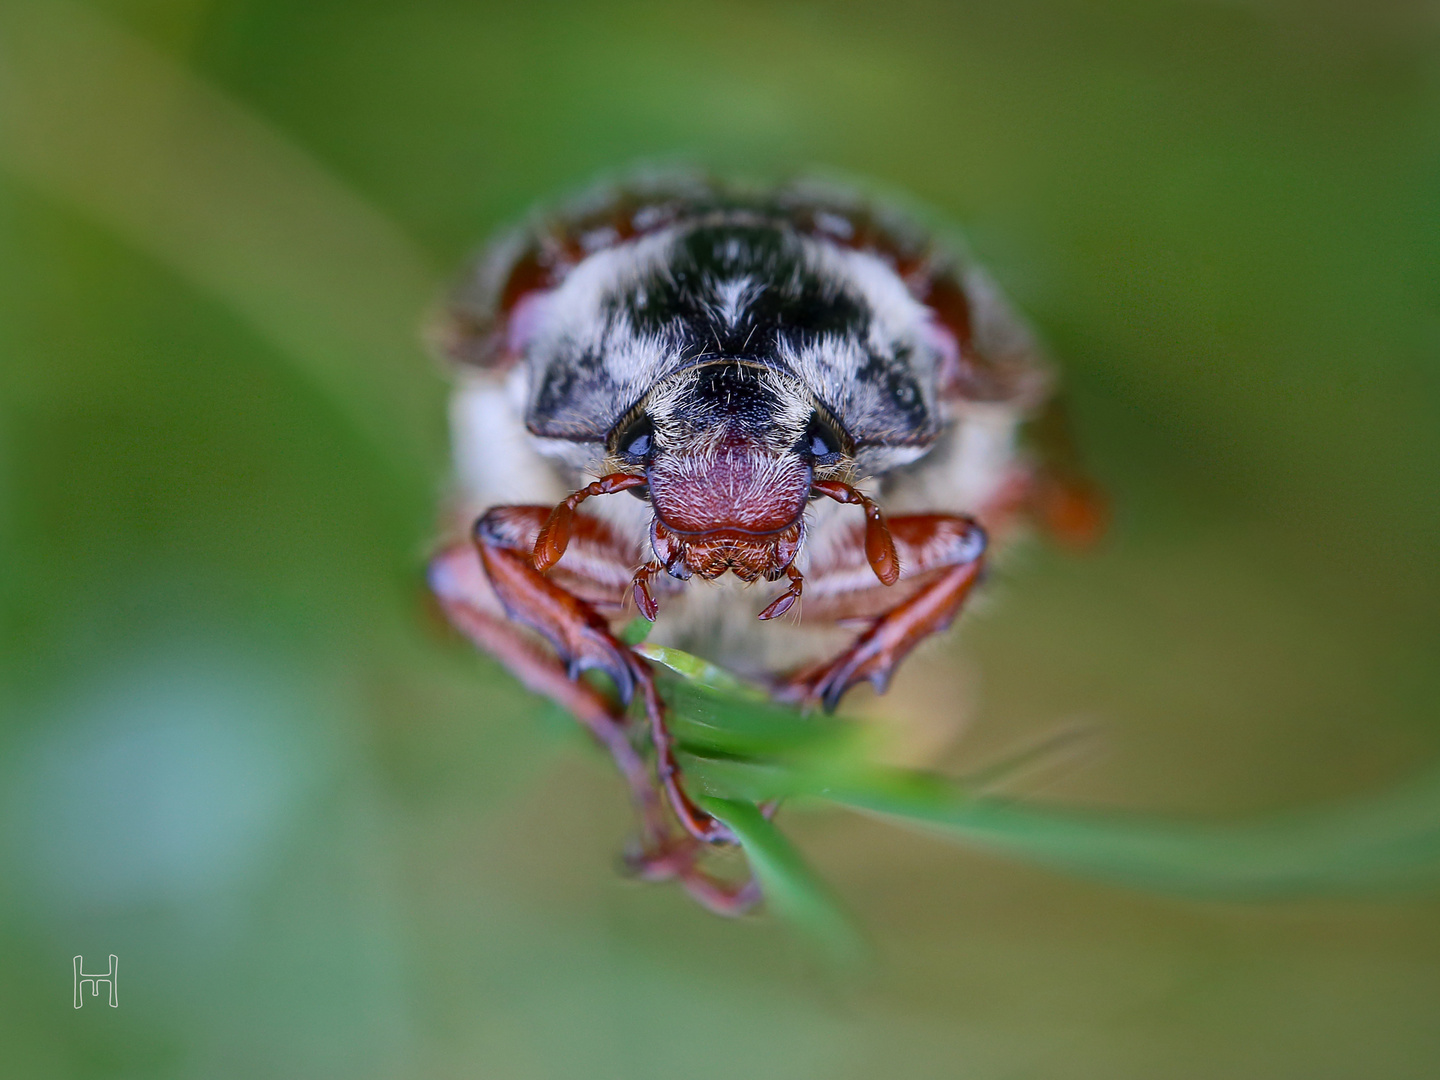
[73,955,118,1008]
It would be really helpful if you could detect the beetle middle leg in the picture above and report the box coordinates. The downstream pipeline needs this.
[778,513,988,712]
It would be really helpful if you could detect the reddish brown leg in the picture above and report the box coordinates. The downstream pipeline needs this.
[628,648,736,846]
[431,542,665,836]
[625,839,762,917]
[430,534,752,911]
[757,563,804,621]
[781,514,987,712]
[812,479,901,585]
[533,472,647,570]
[630,560,664,622]
[475,506,734,846]
[1024,395,1108,547]
[475,506,639,695]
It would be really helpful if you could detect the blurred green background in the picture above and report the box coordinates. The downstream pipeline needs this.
[2,0,1439,1076]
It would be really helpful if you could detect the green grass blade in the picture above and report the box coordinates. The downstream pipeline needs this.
[699,796,866,966]
[682,744,1440,900]
[640,643,883,768]
[815,765,1440,898]
[635,642,770,701]
[632,635,1440,903]
[619,617,655,646]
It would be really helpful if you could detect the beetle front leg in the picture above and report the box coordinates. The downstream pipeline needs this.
[474,506,639,698]
[625,840,762,917]
[430,531,750,909]
[429,535,665,838]
[471,506,735,847]
[782,514,988,712]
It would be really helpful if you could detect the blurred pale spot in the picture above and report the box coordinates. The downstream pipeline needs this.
[4,649,327,915]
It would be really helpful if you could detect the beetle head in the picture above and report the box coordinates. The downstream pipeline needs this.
[609,360,851,582]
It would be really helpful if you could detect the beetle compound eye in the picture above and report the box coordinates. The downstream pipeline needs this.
[616,416,655,462]
[800,414,844,465]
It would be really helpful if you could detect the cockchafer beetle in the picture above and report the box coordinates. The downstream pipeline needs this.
[428,174,1103,913]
